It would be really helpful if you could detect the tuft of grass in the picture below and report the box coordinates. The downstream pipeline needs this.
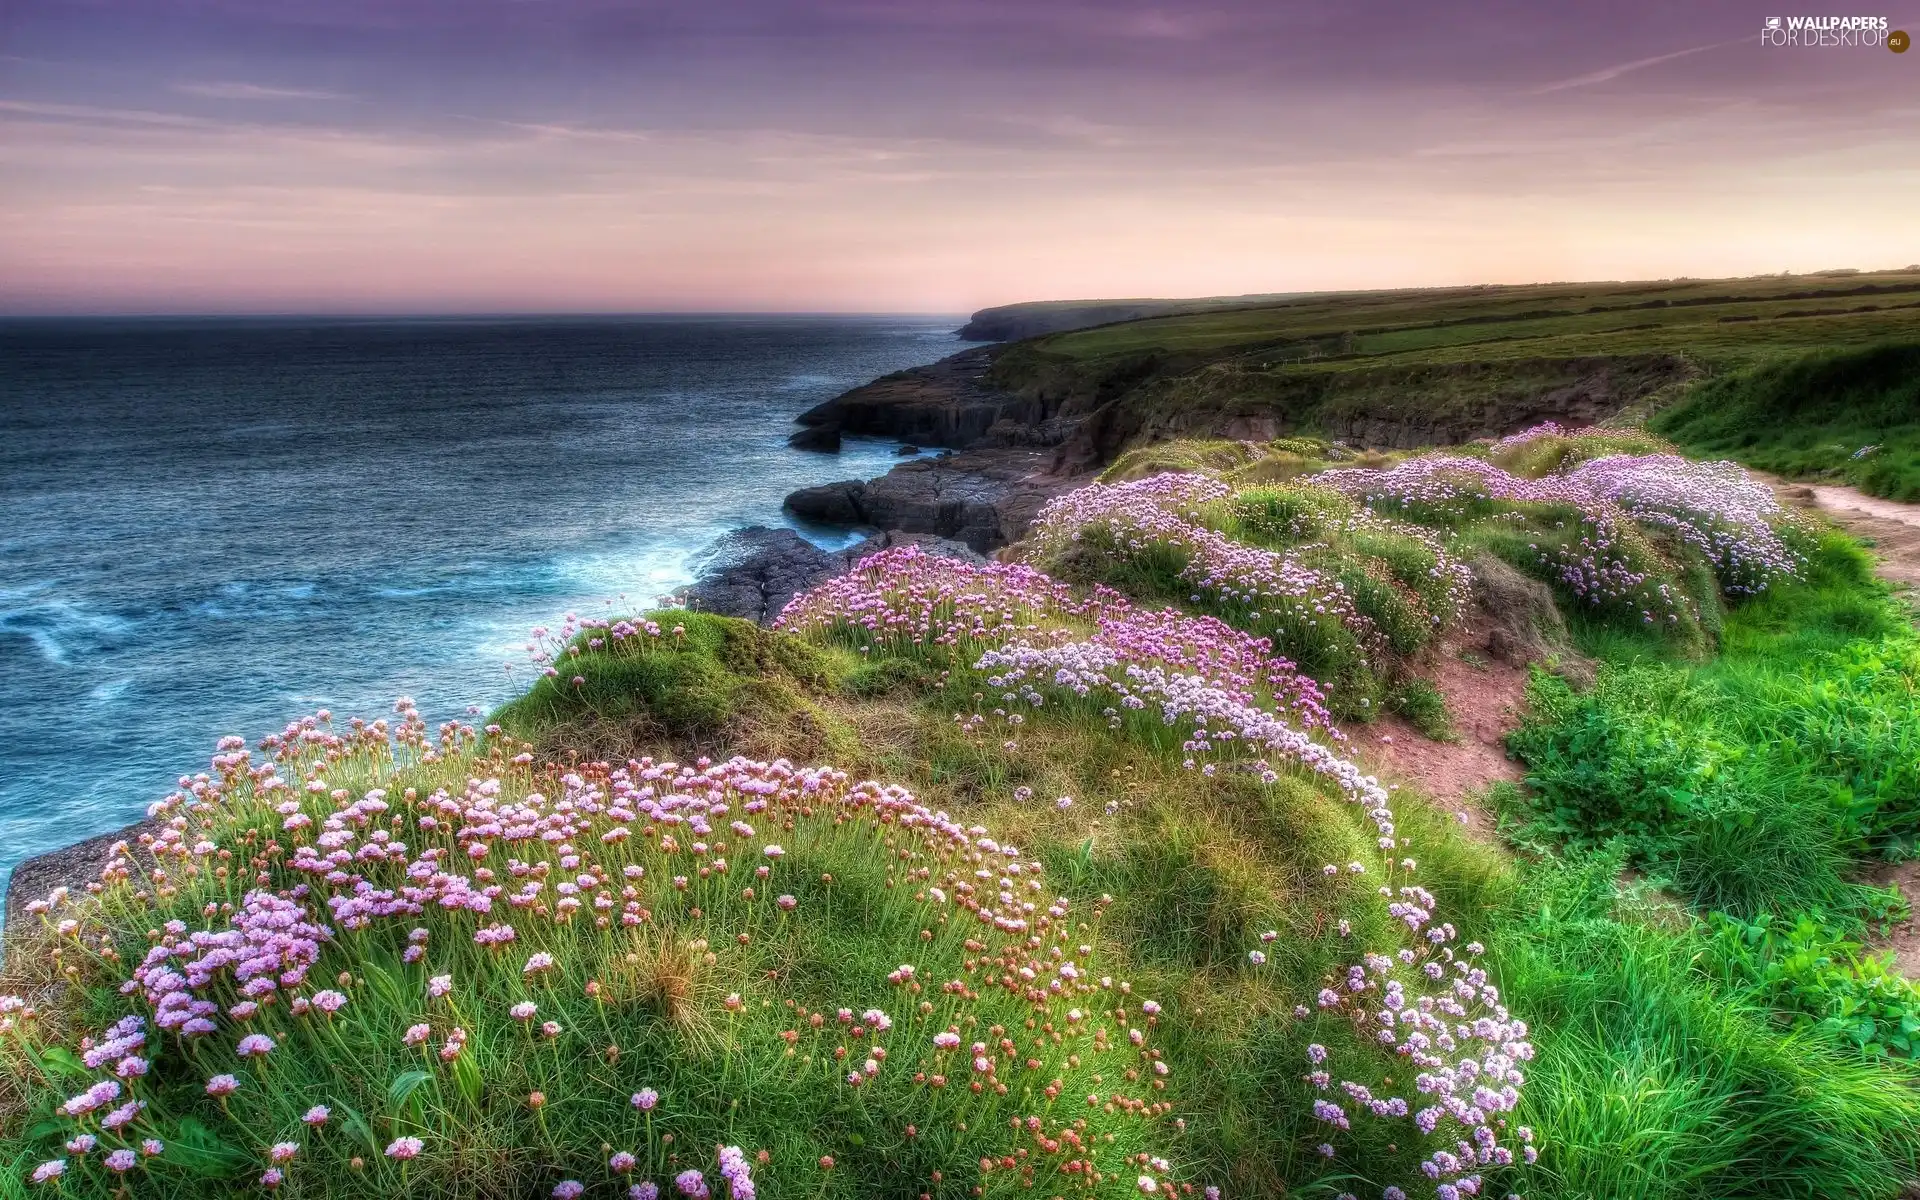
[493,612,859,763]
[1495,851,1920,1200]
[1387,679,1456,742]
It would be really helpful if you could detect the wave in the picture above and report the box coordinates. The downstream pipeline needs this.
[0,586,136,665]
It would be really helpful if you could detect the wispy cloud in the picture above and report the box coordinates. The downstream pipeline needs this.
[1531,38,1741,94]
[173,81,351,101]
[0,99,218,128]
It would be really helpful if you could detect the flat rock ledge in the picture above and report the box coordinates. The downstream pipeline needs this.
[783,448,1078,554]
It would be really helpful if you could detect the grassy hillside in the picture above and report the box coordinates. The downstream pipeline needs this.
[8,432,1920,1198]
[980,270,1920,461]
[1652,342,1920,501]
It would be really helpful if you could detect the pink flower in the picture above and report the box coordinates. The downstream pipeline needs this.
[631,1087,660,1111]
[511,1001,538,1022]
[269,1142,299,1164]
[104,1149,137,1173]
[385,1136,424,1161]
[676,1169,710,1198]
[403,1023,431,1047]
[554,1183,585,1199]
[262,1168,284,1188]
[31,1160,65,1184]
[775,895,796,911]
[206,1073,239,1097]
[101,1099,145,1131]
[236,1033,276,1057]
[142,1140,164,1157]
[762,845,784,859]
[309,989,349,1014]
[427,974,453,998]
[302,1106,330,1126]
[524,952,556,975]
[64,1135,96,1155]
[610,1151,638,1173]
[631,1186,661,1200]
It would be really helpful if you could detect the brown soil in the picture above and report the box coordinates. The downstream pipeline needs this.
[1865,860,1920,979]
[1774,480,1920,594]
[1345,639,1530,842]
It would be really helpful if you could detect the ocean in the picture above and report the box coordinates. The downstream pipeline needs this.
[0,314,961,905]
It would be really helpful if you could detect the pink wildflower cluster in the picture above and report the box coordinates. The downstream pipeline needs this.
[1566,453,1803,594]
[1029,475,1387,671]
[1085,607,1334,733]
[1489,421,1568,454]
[18,703,1191,1197]
[132,890,331,1036]
[973,640,1390,836]
[1291,937,1538,1196]
[1316,455,1700,622]
[522,611,674,680]
[775,545,1123,652]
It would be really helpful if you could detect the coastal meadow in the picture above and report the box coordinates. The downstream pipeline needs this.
[0,432,1861,1200]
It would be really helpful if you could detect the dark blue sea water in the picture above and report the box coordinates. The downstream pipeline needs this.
[0,315,960,905]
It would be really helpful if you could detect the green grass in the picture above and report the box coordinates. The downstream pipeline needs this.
[1504,531,1920,1059]
[1492,849,1920,1199]
[1386,679,1455,742]
[1652,341,1920,501]
[10,433,1920,1199]
[980,271,1920,466]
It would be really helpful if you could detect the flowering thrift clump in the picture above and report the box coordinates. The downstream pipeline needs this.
[4,709,1194,1198]
[1315,454,1732,627]
[1565,454,1804,595]
[1024,475,1402,701]
[776,527,1539,1198]
[776,544,1125,655]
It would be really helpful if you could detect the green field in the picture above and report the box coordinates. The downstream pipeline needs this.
[981,270,1920,496]
[1018,272,1920,366]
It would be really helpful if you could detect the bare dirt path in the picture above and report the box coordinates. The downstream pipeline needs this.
[1347,636,1531,843]
[1773,478,1920,593]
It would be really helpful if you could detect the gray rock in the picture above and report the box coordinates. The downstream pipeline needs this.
[793,346,1052,451]
[784,449,1076,554]
[783,480,869,526]
[6,818,157,935]
[677,527,849,626]
[786,425,842,452]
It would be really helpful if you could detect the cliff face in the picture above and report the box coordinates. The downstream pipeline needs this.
[778,343,1694,558]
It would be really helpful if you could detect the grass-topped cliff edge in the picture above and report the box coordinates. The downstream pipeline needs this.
[7,420,1920,1199]
[936,272,1920,501]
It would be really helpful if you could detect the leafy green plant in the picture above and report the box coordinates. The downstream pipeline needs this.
[1705,910,1920,1059]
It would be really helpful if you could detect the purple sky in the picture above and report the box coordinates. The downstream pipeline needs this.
[2,1,1916,313]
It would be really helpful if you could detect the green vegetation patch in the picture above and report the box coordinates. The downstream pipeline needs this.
[1653,341,1920,501]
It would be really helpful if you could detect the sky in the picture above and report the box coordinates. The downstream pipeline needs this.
[1,1,1917,314]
